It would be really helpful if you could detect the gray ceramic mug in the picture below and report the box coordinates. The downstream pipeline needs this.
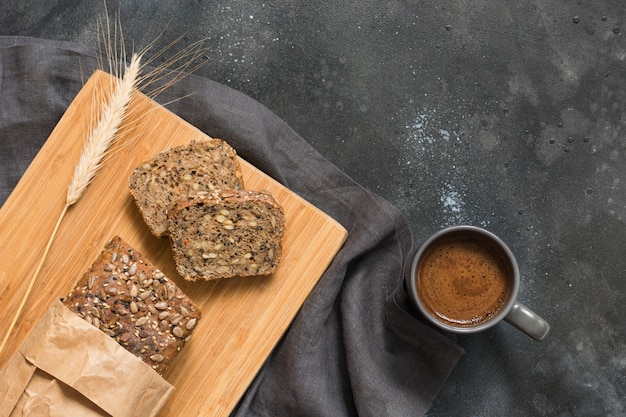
[405,225,550,340]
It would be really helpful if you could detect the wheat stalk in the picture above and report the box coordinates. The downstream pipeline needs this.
[0,53,142,357]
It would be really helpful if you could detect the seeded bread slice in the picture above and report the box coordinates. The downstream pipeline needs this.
[167,189,286,281]
[128,139,245,237]
[62,236,201,375]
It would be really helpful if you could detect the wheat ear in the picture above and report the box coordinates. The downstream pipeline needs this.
[67,54,141,204]
[0,53,142,357]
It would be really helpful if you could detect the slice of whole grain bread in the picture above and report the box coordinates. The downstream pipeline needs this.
[129,139,244,237]
[167,189,286,281]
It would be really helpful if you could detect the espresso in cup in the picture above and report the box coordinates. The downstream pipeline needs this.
[405,226,550,340]
[416,232,512,327]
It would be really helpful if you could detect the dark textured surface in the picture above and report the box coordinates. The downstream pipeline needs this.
[1,1,625,416]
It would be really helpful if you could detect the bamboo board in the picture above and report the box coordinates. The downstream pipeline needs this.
[0,70,348,416]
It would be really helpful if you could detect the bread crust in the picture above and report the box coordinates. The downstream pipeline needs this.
[62,236,201,375]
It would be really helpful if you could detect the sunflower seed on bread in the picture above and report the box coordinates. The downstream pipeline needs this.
[62,236,201,375]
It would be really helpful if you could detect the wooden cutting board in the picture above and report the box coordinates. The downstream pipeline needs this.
[0,70,347,416]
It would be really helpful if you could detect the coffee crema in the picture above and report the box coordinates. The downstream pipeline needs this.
[415,234,511,327]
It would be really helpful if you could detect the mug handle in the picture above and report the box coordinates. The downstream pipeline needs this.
[505,301,550,341]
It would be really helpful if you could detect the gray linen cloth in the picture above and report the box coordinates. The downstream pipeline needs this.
[0,36,464,416]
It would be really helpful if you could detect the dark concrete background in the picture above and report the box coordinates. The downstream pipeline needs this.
[1,1,625,416]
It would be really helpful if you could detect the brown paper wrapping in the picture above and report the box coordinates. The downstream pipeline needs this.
[0,299,174,417]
